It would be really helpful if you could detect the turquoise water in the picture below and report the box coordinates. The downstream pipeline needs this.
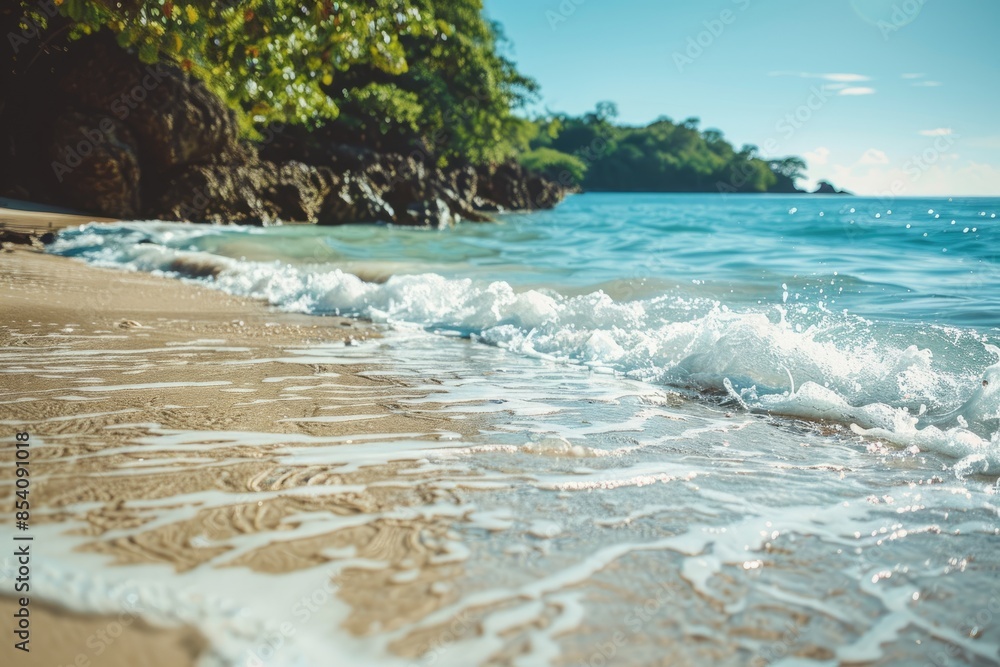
[46,194,1000,665]
[87,194,1000,326]
[52,194,1000,455]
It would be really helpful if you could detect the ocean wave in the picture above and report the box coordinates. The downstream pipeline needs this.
[50,223,1000,465]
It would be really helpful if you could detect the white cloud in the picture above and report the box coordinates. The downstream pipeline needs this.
[859,148,890,165]
[901,73,924,79]
[821,73,871,83]
[804,147,831,166]
[912,81,942,87]
[819,161,1000,196]
[839,86,877,96]
[768,71,871,82]
[968,135,1000,150]
[918,128,953,137]
[812,146,1000,196]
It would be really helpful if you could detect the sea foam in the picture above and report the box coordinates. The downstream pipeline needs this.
[50,222,1000,467]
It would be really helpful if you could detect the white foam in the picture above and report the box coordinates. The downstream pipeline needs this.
[49,225,1000,461]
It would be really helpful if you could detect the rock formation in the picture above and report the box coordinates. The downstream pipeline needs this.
[0,29,568,227]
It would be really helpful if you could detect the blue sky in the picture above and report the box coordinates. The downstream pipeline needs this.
[484,0,1000,195]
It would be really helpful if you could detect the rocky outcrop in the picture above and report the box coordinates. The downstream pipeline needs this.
[0,229,54,249]
[0,30,569,227]
[48,111,141,218]
[153,156,331,225]
[322,171,396,224]
[813,180,851,195]
[55,40,236,173]
[258,128,564,227]
[475,161,566,212]
[397,198,458,229]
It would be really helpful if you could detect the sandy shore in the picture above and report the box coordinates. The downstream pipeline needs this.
[0,596,208,667]
[0,248,485,665]
[0,204,117,236]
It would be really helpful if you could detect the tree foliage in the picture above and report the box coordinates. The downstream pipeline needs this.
[11,3,808,184]
[17,0,534,164]
[519,148,587,185]
[325,1,538,163]
[528,106,804,193]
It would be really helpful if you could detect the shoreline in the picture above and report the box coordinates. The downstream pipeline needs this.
[0,596,208,667]
[0,247,488,665]
[2,203,999,666]
[0,204,117,237]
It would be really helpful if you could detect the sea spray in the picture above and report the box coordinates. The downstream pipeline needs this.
[49,195,1000,463]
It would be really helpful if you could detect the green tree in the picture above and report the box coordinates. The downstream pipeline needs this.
[768,156,807,193]
[329,1,538,164]
[527,105,804,193]
[18,0,536,163]
[519,148,587,186]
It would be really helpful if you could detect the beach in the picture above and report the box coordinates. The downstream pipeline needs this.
[2,197,1000,666]
[0,244,489,666]
[3,1,999,664]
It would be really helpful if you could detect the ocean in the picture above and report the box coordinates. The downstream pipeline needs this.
[43,194,1000,665]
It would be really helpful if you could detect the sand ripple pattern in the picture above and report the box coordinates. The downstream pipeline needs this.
[2,315,1000,667]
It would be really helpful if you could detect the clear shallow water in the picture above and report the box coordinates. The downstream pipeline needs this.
[32,193,1000,665]
[4,329,1000,666]
[51,194,1000,462]
[52,194,1000,321]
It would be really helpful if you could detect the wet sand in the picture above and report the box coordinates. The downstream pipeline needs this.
[4,219,998,666]
[0,248,485,665]
[0,204,117,235]
[0,596,207,667]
